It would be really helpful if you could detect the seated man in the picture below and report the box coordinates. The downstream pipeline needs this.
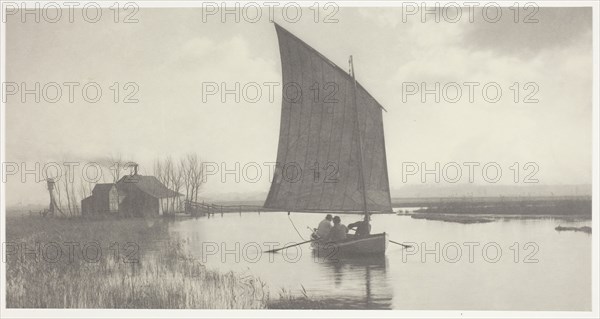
[327,216,348,242]
[315,214,333,239]
[348,219,371,237]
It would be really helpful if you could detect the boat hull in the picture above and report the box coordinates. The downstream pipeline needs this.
[312,232,388,257]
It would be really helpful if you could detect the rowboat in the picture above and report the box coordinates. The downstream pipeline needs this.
[311,233,388,257]
[263,23,393,257]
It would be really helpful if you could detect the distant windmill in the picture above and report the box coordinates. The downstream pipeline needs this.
[41,178,65,217]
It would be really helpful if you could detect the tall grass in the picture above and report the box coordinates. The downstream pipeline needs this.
[6,216,268,309]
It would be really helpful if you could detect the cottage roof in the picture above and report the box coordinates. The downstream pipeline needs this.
[92,183,116,196]
[117,175,181,198]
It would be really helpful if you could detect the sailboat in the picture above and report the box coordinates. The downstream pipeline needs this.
[264,23,393,256]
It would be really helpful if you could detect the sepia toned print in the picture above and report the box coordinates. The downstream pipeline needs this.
[1,2,598,318]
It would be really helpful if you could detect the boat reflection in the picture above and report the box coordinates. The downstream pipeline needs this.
[312,252,393,309]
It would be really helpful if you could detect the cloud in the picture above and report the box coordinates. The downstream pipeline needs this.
[461,7,592,58]
[4,7,593,206]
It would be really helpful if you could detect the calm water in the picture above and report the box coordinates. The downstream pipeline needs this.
[166,211,591,310]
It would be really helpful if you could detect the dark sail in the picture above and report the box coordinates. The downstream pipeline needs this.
[264,23,392,213]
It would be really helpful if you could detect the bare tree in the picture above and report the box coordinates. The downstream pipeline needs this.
[61,167,72,216]
[108,154,125,182]
[79,182,89,200]
[153,158,164,213]
[154,158,163,183]
[181,157,192,203]
[164,157,172,214]
[155,157,175,214]
[185,153,205,203]
[57,162,78,217]
[78,180,93,215]
[170,161,184,213]
[152,154,205,214]
[71,182,80,216]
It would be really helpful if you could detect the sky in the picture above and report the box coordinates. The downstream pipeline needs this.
[3,6,594,206]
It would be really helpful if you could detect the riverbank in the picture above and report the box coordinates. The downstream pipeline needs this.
[406,196,592,220]
[555,225,592,234]
[407,213,494,224]
[5,216,312,309]
[402,211,592,225]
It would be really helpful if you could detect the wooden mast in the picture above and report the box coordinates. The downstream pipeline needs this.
[349,55,370,224]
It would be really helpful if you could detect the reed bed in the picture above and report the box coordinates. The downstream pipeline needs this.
[6,216,269,309]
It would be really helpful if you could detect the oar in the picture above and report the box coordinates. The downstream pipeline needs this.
[265,239,317,253]
[389,240,412,248]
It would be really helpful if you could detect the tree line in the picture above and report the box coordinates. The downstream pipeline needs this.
[43,153,205,217]
[153,153,204,214]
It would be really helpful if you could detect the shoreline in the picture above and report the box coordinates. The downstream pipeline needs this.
[401,212,592,224]
[5,216,315,309]
[555,225,592,234]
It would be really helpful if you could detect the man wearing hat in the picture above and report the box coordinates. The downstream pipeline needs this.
[315,214,333,239]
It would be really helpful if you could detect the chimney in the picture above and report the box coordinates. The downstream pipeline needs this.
[46,178,55,190]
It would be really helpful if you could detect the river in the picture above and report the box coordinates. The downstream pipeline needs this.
[165,211,591,310]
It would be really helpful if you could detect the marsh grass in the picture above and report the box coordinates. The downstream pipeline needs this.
[267,286,328,309]
[6,216,269,309]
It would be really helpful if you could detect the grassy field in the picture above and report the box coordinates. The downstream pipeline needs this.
[5,216,274,309]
